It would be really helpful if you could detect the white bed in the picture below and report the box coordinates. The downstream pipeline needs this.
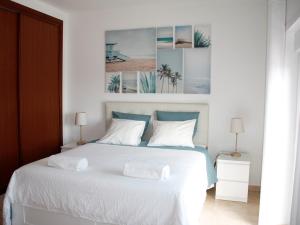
[4,102,210,225]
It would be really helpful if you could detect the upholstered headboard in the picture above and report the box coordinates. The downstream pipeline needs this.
[105,102,209,147]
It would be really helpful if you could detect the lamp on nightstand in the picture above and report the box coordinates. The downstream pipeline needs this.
[75,112,87,145]
[230,117,244,157]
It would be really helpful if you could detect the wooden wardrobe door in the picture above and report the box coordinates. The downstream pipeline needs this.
[19,14,62,164]
[0,9,19,192]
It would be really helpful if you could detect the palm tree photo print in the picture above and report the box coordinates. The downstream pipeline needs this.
[106,72,121,93]
[157,49,183,93]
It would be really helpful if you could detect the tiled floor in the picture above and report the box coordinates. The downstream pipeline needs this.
[0,189,259,225]
[200,189,260,225]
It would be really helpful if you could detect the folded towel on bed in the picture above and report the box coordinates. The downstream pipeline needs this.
[48,155,88,171]
[123,161,170,180]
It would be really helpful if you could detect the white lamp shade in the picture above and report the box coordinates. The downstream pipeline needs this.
[75,112,87,126]
[230,118,244,133]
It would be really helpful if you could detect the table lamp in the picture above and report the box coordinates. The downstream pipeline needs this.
[75,112,87,145]
[230,117,244,157]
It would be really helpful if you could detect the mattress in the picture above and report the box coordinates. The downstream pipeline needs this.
[4,143,216,225]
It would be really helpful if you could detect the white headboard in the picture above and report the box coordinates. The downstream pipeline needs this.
[105,102,209,147]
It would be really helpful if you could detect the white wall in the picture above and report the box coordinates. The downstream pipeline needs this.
[287,0,300,28]
[65,0,267,185]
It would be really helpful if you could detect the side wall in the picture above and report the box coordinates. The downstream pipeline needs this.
[287,0,300,28]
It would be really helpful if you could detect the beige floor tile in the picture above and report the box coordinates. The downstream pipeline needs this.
[200,189,259,225]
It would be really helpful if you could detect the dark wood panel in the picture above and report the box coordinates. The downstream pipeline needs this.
[0,8,19,193]
[19,14,62,164]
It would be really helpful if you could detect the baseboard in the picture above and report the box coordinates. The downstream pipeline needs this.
[249,185,261,192]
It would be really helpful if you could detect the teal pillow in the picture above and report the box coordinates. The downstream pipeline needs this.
[112,111,151,140]
[156,111,199,137]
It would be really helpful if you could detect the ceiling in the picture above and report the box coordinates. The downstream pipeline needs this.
[37,0,264,12]
[38,0,186,11]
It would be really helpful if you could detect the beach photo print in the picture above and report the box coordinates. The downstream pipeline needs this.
[105,24,211,94]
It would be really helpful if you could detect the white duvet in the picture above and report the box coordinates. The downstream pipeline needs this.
[4,143,208,225]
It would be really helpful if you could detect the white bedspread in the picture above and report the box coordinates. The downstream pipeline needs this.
[4,143,208,225]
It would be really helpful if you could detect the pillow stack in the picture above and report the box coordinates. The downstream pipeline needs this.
[98,111,199,148]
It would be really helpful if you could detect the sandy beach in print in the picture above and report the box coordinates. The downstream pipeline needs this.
[175,42,192,48]
[175,25,192,48]
[106,58,155,72]
[105,28,156,72]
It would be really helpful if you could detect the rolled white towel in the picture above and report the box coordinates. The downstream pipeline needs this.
[48,155,88,171]
[123,161,170,180]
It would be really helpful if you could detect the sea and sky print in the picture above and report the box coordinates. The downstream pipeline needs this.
[105,25,211,94]
[157,27,173,49]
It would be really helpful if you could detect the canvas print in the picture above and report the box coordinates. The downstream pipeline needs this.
[194,25,211,48]
[104,24,211,95]
[105,28,156,72]
[106,72,120,93]
[157,27,173,49]
[139,72,156,93]
[175,25,192,48]
[122,71,137,93]
[184,48,211,94]
[157,49,183,93]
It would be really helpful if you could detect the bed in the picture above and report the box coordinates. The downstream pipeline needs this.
[3,102,217,225]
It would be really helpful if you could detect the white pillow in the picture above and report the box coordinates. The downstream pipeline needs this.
[97,119,146,146]
[147,119,196,148]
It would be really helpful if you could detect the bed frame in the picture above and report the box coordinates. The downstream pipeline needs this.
[105,102,209,147]
[10,102,209,225]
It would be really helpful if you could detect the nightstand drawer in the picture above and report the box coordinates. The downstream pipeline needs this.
[217,162,249,182]
[216,180,248,202]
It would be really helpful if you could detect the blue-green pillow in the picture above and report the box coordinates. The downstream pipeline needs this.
[112,111,151,140]
[156,111,199,137]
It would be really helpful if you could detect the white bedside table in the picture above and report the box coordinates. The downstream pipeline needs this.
[215,153,250,203]
[60,143,79,152]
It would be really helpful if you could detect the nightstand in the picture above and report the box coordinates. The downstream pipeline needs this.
[60,143,79,152]
[215,153,250,202]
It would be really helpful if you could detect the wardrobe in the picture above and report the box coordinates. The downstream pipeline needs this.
[0,1,63,193]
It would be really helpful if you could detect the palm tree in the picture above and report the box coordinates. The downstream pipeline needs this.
[107,75,120,93]
[157,64,172,93]
[171,72,182,93]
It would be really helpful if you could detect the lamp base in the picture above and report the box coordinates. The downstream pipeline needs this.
[77,140,87,145]
[231,151,241,157]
